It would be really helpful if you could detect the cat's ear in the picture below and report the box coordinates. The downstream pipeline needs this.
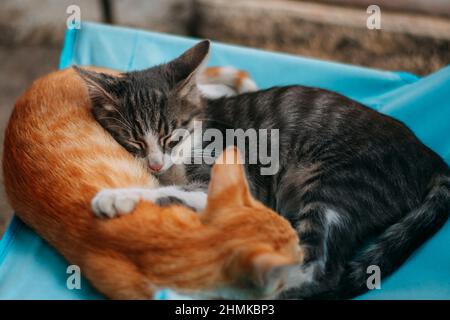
[73,66,119,108]
[206,146,254,208]
[168,40,210,104]
[170,40,210,84]
[249,252,297,295]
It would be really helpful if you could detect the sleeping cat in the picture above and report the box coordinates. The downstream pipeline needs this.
[77,40,450,299]
[2,66,302,299]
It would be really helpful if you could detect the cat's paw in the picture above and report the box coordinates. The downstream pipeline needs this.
[91,188,141,218]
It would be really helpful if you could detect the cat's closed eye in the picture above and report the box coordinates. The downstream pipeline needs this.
[128,140,146,151]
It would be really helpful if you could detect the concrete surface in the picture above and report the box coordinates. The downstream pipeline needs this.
[195,0,450,75]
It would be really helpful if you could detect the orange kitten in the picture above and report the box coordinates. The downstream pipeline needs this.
[2,67,301,299]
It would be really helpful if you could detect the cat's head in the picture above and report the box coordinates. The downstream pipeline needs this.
[74,41,210,173]
[199,147,302,299]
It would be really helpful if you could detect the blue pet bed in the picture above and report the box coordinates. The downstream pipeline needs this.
[0,22,449,300]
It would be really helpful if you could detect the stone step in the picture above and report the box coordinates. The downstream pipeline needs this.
[194,0,450,75]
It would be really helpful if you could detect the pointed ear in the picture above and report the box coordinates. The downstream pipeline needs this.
[73,66,119,109]
[207,146,253,207]
[169,40,210,85]
[250,253,297,295]
[169,41,210,106]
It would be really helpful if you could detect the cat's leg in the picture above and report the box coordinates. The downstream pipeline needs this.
[92,184,208,218]
[281,205,345,297]
[151,182,208,210]
[275,170,347,298]
[198,66,258,97]
[198,84,237,99]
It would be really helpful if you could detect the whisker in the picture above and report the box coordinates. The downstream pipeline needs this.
[97,116,133,130]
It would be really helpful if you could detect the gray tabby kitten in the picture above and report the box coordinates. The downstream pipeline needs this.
[75,41,450,299]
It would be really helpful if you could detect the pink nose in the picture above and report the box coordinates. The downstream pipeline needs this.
[149,163,163,172]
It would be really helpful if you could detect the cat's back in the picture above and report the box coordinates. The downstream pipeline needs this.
[3,67,155,230]
[215,85,446,162]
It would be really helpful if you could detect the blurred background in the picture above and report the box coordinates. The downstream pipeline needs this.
[1,0,449,235]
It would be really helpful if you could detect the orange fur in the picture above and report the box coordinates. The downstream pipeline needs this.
[199,66,257,94]
[2,67,301,299]
[234,70,250,90]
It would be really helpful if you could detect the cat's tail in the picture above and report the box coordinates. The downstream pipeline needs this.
[198,66,258,99]
[339,173,450,298]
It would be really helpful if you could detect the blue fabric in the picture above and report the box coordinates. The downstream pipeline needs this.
[0,22,449,300]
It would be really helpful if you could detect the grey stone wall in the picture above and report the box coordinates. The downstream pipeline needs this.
[0,0,192,46]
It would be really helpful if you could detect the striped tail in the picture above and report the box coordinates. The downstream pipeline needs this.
[339,174,450,298]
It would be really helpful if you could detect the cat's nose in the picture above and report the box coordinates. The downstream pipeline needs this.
[149,163,163,172]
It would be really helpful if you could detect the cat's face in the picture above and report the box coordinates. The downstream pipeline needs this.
[74,41,209,173]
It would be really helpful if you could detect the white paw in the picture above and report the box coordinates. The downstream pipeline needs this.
[91,188,141,218]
